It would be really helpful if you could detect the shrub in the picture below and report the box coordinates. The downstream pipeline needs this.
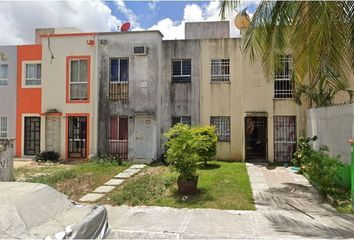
[164,124,217,180]
[292,136,317,167]
[192,126,217,165]
[90,154,123,166]
[292,136,344,194]
[35,151,60,162]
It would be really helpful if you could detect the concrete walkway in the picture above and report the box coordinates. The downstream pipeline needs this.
[105,163,354,239]
[79,164,146,202]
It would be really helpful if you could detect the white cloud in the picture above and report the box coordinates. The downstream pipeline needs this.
[148,0,235,40]
[0,0,120,45]
[148,0,158,11]
[147,0,257,40]
[148,18,185,40]
[183,4,204,22]
[114,0,139,28]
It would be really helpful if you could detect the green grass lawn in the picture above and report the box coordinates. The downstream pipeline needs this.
[104,161,255,210]
[14,161,129,201]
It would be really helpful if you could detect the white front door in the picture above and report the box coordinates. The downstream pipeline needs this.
[134,117,154,159]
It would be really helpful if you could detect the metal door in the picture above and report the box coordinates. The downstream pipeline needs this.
[134,117,153,159]
[68,116,87,158]
[24,117,41,155]
[274,116,296,163]
[245,117,267,161]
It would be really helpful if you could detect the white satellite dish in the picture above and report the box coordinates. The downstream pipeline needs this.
[234,8,250,30]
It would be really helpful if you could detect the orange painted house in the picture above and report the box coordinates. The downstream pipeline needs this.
[16,45,42,157]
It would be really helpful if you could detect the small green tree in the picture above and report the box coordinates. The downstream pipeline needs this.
[192,125,217,166]
[164,124,217,181]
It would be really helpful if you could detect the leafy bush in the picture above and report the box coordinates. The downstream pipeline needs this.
[292,136,344,194]
[164,124,217,181]
[192,126,217,165]
[292,136,317,167]
[35,151,60,162]
[90,154,123,166]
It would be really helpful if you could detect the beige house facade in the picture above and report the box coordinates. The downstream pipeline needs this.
[40,32,98,159]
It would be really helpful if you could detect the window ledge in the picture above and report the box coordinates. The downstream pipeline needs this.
[210,81,231,84]
[273,98,294,101]
[66,99,90,104]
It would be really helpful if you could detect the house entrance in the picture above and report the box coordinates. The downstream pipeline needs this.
[245,116,267,161]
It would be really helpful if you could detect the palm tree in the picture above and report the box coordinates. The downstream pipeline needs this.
[220,1,354,107]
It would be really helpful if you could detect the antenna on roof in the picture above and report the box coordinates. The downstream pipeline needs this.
[234,7,250,30]
[118,22,131,32]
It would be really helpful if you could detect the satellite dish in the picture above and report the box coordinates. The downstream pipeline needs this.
[120,22,131,32]
[234,8,250,30]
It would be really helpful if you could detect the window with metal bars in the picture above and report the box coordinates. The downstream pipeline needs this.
[274,55,292,98]
[210,116,230,142]
[109,116,128,160]
[110,58,129,101]
[0,64,8,86]
[211,59,230,82]
[171,116,191,127]
[25,63,41,86]
[70,60,88,100]
[273,116,296,163]
[0,117,7,138]
[172,59,191,83]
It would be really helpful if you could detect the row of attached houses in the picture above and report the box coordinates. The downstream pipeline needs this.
[0,21,352,163]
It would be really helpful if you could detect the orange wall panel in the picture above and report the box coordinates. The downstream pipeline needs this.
[16,45,42,157]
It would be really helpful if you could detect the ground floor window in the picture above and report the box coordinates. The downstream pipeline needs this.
[109,117,128,160]
[274,116,296,162]
[210,116,230,142]
[172,116,191,127]
[0,117,7,138]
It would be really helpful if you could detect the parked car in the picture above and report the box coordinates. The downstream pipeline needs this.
[0,182,110,239]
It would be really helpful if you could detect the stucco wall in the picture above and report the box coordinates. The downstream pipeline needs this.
[161,40,201,143]
[41,34,97,158]
[242,57,307,161]
[0,139,14,181]
[97,32,162,161]
[307,104,354,165]
[45,116,61,153]
[200,38,242,160]
[0,46,17,150]
[16,45,42,157]
[185,21,230,40]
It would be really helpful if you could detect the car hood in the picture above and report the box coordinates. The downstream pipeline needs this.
[0,182,109,239]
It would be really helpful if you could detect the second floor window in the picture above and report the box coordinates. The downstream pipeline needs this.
[25,63,41,86]
[110,58,129,101]
[0,64,8,85]
[70,59,88,100]
[274,55,292,99]
[172,116,191,127]
[0,117,7,139]
[211,59,230,82]
[172,59,191,83]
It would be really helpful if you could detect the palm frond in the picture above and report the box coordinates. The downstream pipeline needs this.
[219,0,240,20]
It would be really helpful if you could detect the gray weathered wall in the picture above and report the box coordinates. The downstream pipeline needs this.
[307,104,354,164]
[161,40,201,138]
[45,116,61,153]
[97,32,163,160]
[185,21,230,40]
[0,140,14,181]
[0,46,17,152]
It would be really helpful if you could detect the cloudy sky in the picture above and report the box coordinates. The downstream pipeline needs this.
[0,0,259,45]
